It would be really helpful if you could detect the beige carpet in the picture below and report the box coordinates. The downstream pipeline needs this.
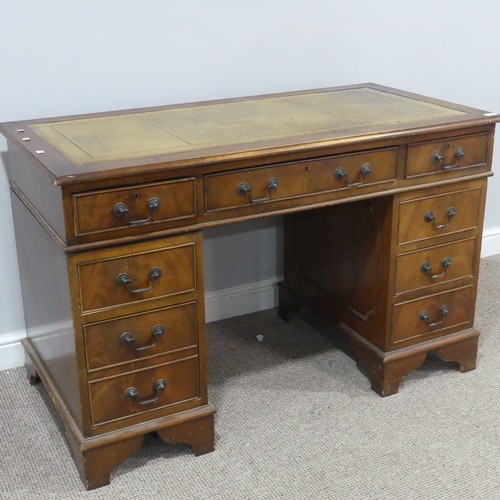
[1,256,499,500]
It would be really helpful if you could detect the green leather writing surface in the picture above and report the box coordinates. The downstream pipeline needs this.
[31,88,465,165]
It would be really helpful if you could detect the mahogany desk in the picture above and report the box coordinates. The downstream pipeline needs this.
[1,84,498,489]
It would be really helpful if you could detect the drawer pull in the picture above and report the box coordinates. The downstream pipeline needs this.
[335,163,372,187]
[112,197,161,226]
[424,207,456,229]
[431,147,465,170]
[116,267,162,294]
[420,257,452,279]
[120,325,165,352]
[237,177,279,203]
[124,379,166,406]
[419,305,449,328]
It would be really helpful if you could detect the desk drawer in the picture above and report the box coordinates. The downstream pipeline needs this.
[205,148,397,211]
[84,301,199,371]
[392,286,473,344]
[397,185,482,245]
[73,178,196,238]
[406,133,489,178]
[77,234,198,314]
[89,356,200,425]
[394,238,476,295]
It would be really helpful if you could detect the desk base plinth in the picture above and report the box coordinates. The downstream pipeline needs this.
[349,327,479,397]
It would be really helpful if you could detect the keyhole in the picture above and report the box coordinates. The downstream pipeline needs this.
[134,193,139,201]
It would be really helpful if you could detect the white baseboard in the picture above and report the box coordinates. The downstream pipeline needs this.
[481,226,500,258]
[205,277,280,323]
[0,330,25,371]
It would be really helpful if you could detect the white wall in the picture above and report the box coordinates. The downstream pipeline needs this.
[1,0,500,369]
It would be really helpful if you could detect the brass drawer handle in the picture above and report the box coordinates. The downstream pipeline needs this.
[424,207,456,230]
[419,305,449,328]
[335,163,372,187]
[124,379,166,406]
[237,178,279,203]
[432,147,465,170]
[420,257,452,280]
[116,267,162,294]
[120,325,165,352]
[112,197,161,226]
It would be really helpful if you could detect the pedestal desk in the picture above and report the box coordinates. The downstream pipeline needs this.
[1,84,498,489]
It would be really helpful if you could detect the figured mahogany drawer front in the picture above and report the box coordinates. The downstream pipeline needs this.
[84,301,198,371]
[89,356,200,425]
[205,147,397,211]
[392,286,473,344]
[406,133,489,178]
[398,186,482,245]
[78,241,196,313]
[394,238,476,295]
[73,178,196,238]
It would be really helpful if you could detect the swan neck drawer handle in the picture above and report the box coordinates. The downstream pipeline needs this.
[431,147,465,170]
[419,305,449,328]
[120,325,165,352]
[335,163,372,188]
[112,197,161,226]
[420,257,452,280]
[116,267,162,294]
[424,207,456,230]
[124,379,166,406]
[237,177,279,203]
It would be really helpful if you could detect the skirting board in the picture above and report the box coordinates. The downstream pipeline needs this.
[481,226,500,258]
[1,228,500,372]
[0,330,26,371]
[205,277,280,323]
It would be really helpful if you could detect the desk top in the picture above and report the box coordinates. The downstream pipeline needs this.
[1,83,498,185]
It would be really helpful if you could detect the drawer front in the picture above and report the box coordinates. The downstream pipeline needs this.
[392,286,473,344]
[406,133,489,178]
[78,239,197,313]
[394,238,476,295]
[89,356,200,425]
[84,301,198,371]
[398,186,482,245]
[205,148,397,212]
[73,178,196,238]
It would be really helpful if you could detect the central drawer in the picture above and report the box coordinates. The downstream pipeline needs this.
[205,147,398,211]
